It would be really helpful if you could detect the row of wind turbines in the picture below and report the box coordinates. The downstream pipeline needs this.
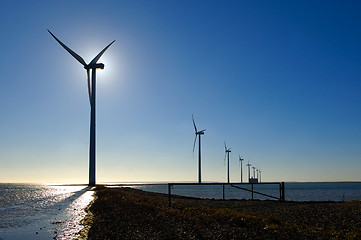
[192,115,262,184]
[48,29,262,186]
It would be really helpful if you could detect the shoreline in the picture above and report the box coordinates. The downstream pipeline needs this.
[80,186,361,239]
[77,194,97,240]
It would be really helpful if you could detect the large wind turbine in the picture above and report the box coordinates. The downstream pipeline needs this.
[224,142,231,183]
[48,30,115,186]
[239,155,244,183]
[192,114,206,183]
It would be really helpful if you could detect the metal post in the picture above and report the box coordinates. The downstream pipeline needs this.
[222,184,225,200]
[89,68,96,186]
[251,184,254,200]
[281,182,285,201]
[168,183,172,207]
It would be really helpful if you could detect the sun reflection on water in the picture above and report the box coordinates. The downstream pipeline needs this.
[48,186,95,239]
[0,184,95,240]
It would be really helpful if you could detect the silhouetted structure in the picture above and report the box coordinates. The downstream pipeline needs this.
[239,156,244,183]
[259,170,262,183]
[246,162,251,182]
[192,114,206,183]
[166,182,285,206]
[224,142,231,183]
[48,30,115,186]
[250,166,258,183]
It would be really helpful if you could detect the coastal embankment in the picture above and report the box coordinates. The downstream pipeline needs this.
[81,186,361,239]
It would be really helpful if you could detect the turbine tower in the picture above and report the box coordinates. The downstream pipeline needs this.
[48,30,115,186]
[246,162,251,182]
[259,169,262,183]
[224,142,231,183]
[239,155,244,183]
[192,114,206,183]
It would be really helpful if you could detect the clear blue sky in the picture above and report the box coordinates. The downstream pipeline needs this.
[0,0,360,183]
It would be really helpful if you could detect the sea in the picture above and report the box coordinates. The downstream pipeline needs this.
[0,184,94,240]
[1,182,361,240]
[131,182,361,202]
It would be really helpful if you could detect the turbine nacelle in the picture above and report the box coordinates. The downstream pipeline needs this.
[86,63,105,70]
[224,142,231,153]
[192,114,206,153]
[196,130,206,135]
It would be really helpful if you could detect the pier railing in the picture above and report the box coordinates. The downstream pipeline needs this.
[168,182,285,207]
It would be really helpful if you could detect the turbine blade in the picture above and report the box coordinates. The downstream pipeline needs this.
[192,114,197,133]
[224,152,226,166]
[192,135,197,153]
[90,40,116,65]
[224,142,227,152]
[48,30,87,67]
[200,129,206,132]
[87,69,91,105]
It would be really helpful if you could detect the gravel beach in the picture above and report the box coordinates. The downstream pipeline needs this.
[81,186,361,239]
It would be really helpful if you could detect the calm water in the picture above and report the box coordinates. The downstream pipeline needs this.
[131,182,361,202]
[0,184,94,240]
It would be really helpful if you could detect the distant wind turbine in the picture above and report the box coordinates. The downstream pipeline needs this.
[246,162,251,182]
[239,155,244,183]
[252,166,256,179]
[224,142,231,183]
[48,30,115,186]
[256,169,259,179]
[192,114,206,183]
[259,169,262,183]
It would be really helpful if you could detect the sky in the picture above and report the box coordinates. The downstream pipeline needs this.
[0,0,360,183]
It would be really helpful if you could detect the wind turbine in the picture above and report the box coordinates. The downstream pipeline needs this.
[259,169,262,183]
[48,30,115,186]
[246,162,251,182]
[192,114,206,183]
[239,155,244,183]
[224,142,231,183]
[252,166,256,179]
[256,169,259,180]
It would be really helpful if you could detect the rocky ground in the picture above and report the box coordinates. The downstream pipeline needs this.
[80,186,361,240]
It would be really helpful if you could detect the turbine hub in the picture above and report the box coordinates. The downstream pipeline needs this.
[86,63,105,70]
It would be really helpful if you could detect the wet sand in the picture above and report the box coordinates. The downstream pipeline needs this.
[81,186,361,239]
